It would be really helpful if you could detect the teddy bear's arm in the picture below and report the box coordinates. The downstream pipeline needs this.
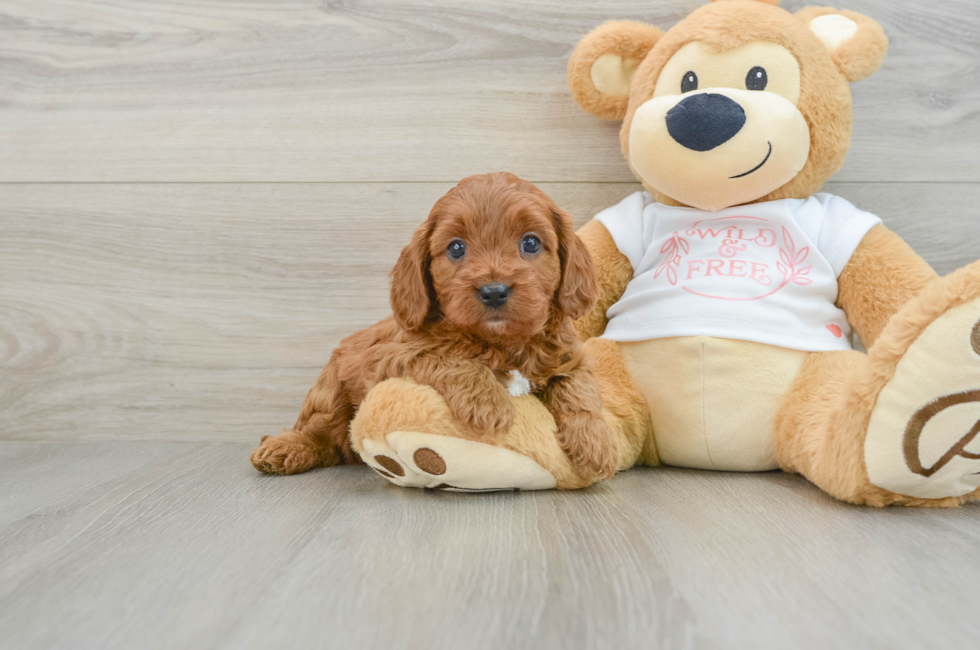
[837,224,938,347]
[573,220,634,340]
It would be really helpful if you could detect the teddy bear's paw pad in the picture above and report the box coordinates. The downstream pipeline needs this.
[360,431,557,492]
[866,298,980,499]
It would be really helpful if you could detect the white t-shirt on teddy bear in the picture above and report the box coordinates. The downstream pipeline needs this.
[595,191,882,352]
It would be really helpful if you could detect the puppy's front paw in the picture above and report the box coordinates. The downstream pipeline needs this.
[250,432,319,475]
[449,391,516,439]
[558,413,618,481]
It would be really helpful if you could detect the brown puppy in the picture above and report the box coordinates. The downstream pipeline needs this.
[251,172,617,481]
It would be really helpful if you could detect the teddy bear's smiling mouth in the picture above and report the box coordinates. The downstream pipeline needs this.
[730,141,773,179]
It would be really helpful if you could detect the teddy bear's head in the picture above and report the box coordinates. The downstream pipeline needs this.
[569,0,888,211]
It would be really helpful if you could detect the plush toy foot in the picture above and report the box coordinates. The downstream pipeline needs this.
[358,431,556,491]
[864,261,980,500]
[350,378,590,491]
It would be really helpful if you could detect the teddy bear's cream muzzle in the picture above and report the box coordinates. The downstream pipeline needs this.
[628,86,810,211]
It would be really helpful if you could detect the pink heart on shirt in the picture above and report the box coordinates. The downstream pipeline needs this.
[826,324,843,338]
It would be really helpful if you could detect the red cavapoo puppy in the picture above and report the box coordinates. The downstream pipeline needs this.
[251,172,617,481]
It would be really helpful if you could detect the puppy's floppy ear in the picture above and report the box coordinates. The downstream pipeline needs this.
[389,220,436,330]
[797,7,888,82]
[551,208,597,321]
[568,21,664,121]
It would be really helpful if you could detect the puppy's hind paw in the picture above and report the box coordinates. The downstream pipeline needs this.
[250,432,319,475]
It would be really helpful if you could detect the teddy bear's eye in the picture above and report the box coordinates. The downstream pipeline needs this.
[681,71,698,93]
[746,66,768,91]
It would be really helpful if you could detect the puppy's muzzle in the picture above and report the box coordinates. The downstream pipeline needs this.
[478,283,512,310]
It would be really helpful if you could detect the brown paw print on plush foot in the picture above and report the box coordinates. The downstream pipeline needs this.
[358,431,557,492]
[866,300,980,499]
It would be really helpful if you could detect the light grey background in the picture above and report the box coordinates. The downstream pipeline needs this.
[1,1,978,648]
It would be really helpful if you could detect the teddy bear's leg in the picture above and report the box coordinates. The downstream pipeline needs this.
[349,338,654,491]
[349,378,569,491]
[774,261,980,506]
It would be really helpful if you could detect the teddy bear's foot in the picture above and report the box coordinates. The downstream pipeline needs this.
[359,431,556,491]
[350,377,582,491]
[864,262,980,500]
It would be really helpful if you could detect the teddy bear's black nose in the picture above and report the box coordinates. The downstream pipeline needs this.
[666,93,746,152]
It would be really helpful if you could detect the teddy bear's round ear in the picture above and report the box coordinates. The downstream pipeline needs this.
[797,7,888,82]
[568,21,663,121]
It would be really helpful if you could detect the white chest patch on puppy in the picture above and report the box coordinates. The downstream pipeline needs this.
[507,370,532,397]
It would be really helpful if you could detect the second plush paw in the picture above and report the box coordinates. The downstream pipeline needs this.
[359,430,558,491]
[865,297,980,499]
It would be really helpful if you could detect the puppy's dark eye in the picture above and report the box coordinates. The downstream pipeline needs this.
[681,71,698,93]
[746,66,767,91]
[447,239,466,260]
[520,234,542,255]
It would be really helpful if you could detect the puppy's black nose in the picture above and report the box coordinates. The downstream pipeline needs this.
[666,93,746,152]
[479,283,512,309]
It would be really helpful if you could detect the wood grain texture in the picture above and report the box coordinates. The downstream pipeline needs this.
[3,182,978,443]
[0,182,634,442]
[0,441,978,650]
[0,0,977,182]
[2,2,979,648]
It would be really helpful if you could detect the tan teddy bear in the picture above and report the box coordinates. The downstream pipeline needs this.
[346,0,980,506]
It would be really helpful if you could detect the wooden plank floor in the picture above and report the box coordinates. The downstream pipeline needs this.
[2,0,980,648]
[2,441,980,650]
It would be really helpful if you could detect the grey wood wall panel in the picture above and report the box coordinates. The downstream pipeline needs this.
[0,441,977,650]
[0,0,976,183]
[2,2,978,648]
[2,181,977,443]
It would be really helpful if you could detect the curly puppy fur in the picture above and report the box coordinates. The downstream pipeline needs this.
[251,172,618,480]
